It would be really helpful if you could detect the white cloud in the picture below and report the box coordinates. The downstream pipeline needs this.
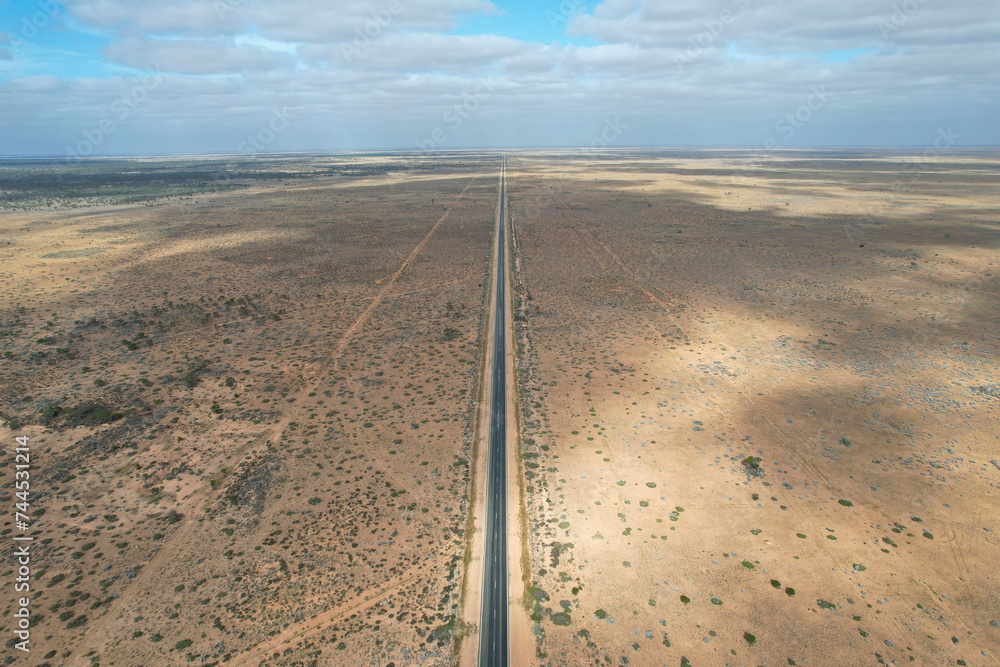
[1,0,997,152]
[62,0,236,36]
[103,36,296,74]
[302,32,527,72]
[568,0,1000,52]
[62,0,498,41]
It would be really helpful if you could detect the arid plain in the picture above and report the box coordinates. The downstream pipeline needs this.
[1,149,998,667]
[506,150,999,666]
[0,154,498,666]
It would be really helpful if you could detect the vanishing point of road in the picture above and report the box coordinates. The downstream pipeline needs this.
[479,154,509,667]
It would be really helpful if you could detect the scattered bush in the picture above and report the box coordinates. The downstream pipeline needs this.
[742,456,764,477]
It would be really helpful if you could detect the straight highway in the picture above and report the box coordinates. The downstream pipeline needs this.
[478,154,509,667]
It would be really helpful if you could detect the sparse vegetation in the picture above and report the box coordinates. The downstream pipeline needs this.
[3,152,997,667]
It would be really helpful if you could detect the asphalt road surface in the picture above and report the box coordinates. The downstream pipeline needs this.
[479,155,509,667]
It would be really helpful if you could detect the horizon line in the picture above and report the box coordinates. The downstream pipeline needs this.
[3,144,1000,160]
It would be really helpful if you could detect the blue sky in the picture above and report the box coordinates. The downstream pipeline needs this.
[0,0,997,155]
[0,1,110,79]
[450,0,600,45]
[0,0,601,78]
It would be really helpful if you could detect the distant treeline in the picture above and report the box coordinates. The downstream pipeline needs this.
[0,157,494,208]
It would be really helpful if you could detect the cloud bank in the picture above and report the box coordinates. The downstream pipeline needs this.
[0,0,996,154]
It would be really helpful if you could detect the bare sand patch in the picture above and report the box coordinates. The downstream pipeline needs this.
[506,149,999,666]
